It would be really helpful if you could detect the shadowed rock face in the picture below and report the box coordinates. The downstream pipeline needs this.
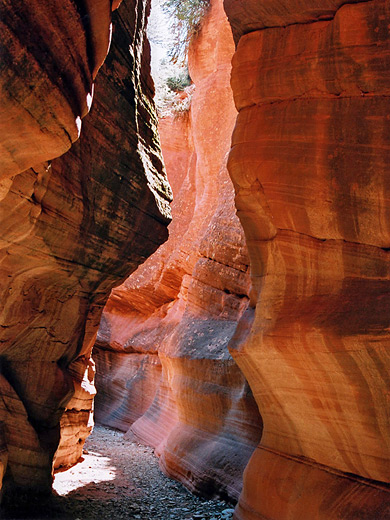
[225,0,390,518]
[0,0,171,497]
[94,0,261,501]
[0,0,116,180]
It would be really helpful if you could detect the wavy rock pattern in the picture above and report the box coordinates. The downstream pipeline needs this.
[225,0,390,518]
[0,0,118,180]
[0,0,171,496]
[94,0,261,501]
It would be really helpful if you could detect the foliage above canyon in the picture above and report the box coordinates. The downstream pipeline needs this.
[162,0,210,64]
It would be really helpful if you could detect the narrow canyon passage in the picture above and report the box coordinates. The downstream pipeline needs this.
[1,0,390,518]
[1,425,234,520]
[92,0,261,512]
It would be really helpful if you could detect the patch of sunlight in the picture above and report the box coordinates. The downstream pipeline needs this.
[53,451,116,496]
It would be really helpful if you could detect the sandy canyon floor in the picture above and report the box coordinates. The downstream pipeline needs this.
[1,425,235,520]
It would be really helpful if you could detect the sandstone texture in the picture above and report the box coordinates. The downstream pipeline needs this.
[0,0,171,497]
[0,0,120,180]
[224,0,366,43]
[225,0,390,518]
[94,0,261,501]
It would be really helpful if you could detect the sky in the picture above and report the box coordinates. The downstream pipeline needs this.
[148,0,171,82]
[147,0,190,114]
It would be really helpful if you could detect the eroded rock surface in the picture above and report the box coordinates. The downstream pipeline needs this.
[223,0,365,43]
[94,0,261,501]
[0,0,119,179]
[0,0,171,497]
[225,0,390,518]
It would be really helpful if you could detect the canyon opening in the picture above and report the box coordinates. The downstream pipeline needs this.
[0,0,390,519]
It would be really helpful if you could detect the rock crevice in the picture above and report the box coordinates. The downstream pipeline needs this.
[94,0,261,502]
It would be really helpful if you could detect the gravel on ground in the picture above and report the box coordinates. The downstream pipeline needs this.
[1,425,236,520]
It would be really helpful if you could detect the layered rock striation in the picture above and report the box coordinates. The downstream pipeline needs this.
[0,0,171,497]
[0,0,117,180]
[225,0,390,518]
[94,0,261,501]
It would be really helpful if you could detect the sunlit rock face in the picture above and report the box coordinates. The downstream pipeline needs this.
[0,0,171,496]
[224,0,390,518]
[94,0,261,501]
[224,0,366,43]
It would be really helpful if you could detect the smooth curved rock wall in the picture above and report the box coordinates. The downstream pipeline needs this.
[225,0,390,518]
[0,0,171,497]
[0,0,118,180]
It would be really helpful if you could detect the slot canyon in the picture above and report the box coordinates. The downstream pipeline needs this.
[0,0,390,519]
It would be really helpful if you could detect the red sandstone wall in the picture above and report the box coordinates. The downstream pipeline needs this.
[94,0,261,500]
[0,0,121,180]
[0,0,171,496]
[224,0,390,518]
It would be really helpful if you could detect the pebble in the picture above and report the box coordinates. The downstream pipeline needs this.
[1,425,236,520]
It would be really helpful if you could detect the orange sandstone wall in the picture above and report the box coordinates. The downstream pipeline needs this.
[224,0,390,518]
[94,0,261,500]
[0,0,171,496]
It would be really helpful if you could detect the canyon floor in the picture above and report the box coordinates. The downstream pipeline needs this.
[1,425,235,520]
